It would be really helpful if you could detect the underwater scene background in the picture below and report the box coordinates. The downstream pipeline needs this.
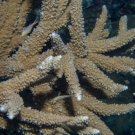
[0,0,135,135]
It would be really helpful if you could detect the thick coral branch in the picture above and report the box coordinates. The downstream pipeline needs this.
[0,56,61,93]
[68,0,87,57]
[75,58,128,96]
[61,52,82,100]
[0,91,23,119]
[88,28,135,53]
[87,53,134,73]
[82,91,135,116]
[87,5,109,41]
[20,107,88,127]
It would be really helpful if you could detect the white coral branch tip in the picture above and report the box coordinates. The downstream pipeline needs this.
[49,31,58,38]
[93,129,100,134]
[79,116,89,121]
[7,112,16,120]
[124,86,128,90]
[77,93,82,101]
[0,104,8,112]
[39,55,62,70]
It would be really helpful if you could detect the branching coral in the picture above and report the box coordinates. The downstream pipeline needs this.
[0,0,135,135]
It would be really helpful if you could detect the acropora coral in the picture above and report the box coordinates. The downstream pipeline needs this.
[0,0,135,135]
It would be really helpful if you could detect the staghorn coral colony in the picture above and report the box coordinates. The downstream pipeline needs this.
[0,0,135,135]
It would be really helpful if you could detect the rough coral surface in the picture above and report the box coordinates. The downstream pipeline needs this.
[0,0,135,135]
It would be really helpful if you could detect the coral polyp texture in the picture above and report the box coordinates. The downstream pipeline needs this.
[0,0,135,135]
